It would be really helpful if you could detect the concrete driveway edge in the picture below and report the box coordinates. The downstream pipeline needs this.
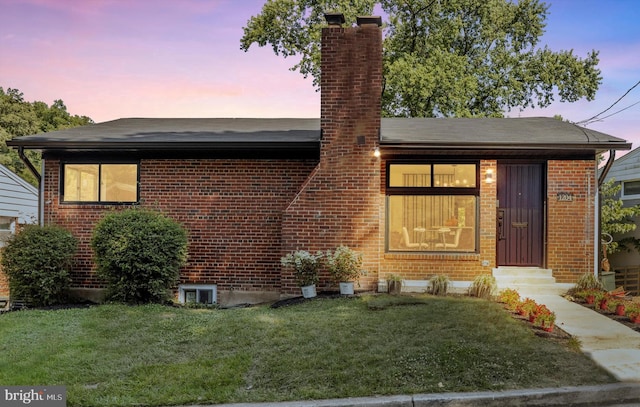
[176,383,640,407]
[412,382,640,406]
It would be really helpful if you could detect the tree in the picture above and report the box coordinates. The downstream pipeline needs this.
[600,179,640,255]
[240,0,601,118]
[0,87,93,186]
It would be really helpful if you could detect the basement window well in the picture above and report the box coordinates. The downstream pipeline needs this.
[178,284,217,305]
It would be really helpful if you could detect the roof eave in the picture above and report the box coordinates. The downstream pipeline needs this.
[6,140,320,152]
[380,141,632,152]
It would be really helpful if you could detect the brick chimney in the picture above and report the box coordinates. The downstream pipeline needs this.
[281,13,383,293]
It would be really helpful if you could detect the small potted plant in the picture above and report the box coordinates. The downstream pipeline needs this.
[498,288,521,312]
[626,303,640,323]
[534,305,556,332]
[517,298,539,321]
[325,245,363,295]
[606,298,627,316]
[574,288,601,305]
[592,290,609,310]
[386,273,403,295]
[281,250,323,298]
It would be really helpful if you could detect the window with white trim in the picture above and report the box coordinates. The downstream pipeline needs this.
[622,180,640,200]
[386,162,478,253]
[178,284,217,305]
[0,216,15,247]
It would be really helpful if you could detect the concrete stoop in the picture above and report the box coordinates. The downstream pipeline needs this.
[493,267,571,295]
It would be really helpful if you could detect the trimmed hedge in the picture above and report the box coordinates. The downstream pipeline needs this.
[1,225,77,306]
[91,208,188,304]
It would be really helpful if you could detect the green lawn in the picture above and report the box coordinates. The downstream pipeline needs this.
[0,295,615,406]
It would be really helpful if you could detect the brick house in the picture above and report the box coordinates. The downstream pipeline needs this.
[7,14,631,305]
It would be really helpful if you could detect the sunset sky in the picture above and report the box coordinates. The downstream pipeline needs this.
[1,0,639,149]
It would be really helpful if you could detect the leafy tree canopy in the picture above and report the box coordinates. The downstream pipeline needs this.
[0,87,93,185]
[241,0,601,118]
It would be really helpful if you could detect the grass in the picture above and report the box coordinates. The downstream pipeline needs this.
[0,294,615,406]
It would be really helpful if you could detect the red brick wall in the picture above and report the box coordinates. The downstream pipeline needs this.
[281,21,383,293]
[43,158,317,293]
[547,159,596,282]
[378,159,597,284]
[0,267,9,297]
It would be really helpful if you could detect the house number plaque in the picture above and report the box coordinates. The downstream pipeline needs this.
[556,192,574,202]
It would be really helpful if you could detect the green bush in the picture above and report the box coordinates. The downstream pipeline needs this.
[325,245,363,284]
[1,225,77,306]
[91,208,188,304]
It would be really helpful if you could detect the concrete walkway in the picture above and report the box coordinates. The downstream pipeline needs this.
[524,292,640,382]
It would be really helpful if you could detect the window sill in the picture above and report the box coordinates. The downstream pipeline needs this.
[384,252,479,261]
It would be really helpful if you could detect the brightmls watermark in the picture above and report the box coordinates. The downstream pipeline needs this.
[1,386,66,406]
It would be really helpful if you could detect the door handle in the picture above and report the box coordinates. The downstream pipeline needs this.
[497,209,505,240]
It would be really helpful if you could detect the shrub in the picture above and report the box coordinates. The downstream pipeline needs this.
[468,274,496,299]
[574,272,604,291]
[281,250,322,287]
[1,225,77,306]
[325,245,363,284]
[430,274,449,296]
[91,208,188,304]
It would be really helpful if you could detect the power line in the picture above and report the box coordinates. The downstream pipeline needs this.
[576,79,640,125]
[588,100,640,123]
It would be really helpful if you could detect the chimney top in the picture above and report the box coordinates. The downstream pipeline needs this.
[324,13,345,27]
[356,16,382,27]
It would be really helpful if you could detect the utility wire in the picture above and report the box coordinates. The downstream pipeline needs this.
[576,79,640,125]
[588,100,640,123]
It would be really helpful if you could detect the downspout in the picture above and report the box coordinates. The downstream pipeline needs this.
[599,150,616,187]
[17,147,43,225]
[596,150,616,277]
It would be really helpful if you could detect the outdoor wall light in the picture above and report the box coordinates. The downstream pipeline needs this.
[373,147,381,158]
[485,169,494,183]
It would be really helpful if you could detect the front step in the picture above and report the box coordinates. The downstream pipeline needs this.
[493,267,571,295]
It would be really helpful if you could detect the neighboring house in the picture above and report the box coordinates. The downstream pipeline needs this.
[602,147,640,293]
[6,15,631,305]
[0,164,38,299]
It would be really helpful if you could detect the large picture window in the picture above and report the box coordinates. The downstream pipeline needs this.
[62,163,139,203]
[387,162,478,252]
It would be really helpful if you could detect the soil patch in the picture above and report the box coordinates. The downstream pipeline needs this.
[505,308,573,341]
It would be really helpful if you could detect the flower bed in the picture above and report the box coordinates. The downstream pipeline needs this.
[497,289,560,336]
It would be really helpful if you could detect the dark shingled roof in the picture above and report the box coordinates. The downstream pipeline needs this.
[7,116,630,154]
[7,118,321,152]
[380,117,630,151]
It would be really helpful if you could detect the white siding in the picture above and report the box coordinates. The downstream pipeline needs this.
[606,147,640,182]
[0,165,37,224]
[604,148,640,269]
